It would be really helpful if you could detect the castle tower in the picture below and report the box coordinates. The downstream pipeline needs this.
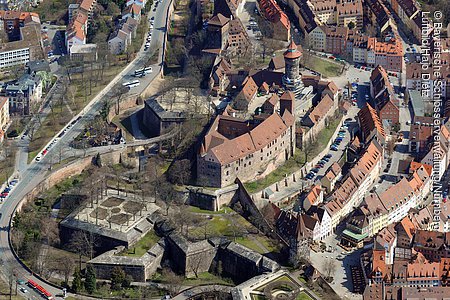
[282,38,303,95]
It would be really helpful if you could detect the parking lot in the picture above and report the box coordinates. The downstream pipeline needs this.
[306,118,356,182]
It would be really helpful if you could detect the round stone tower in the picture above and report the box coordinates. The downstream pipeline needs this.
[282,38,303,94]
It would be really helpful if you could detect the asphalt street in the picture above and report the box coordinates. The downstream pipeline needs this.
[0,0,172,298]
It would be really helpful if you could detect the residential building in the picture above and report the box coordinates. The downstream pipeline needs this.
[66,12,88,50]
[336,0,363,29]
[320,162,342,193]
[66,0,97,51]
[308,25,326,52]
[233,76,258,111]
[301,184,324,212]
[325,139,383,231]
[357,103,386,146]
[0,96,9,142]
[258,0,290,41]
[108,29,130,55]
[364,0,391,33]
[370,36,404,72]
[310,0,336,25]
[408,122,433,153]
[0,10,40,38]
[379,178,419,225]
[227,18,251,56]
[324,26,348,55]
[341,207,371,248]
[122,3,141,21]
[4,73,42,115]
[0,22,44,69]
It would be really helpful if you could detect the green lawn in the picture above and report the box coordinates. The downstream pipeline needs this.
[37,172,89,212]
[0,144,16,184]
[307,115,342,159]
[188,206,230,214]
[297,292,313,300]
[183,272,232,285]
[304,55,343,78]
[244,149,306,194]
[119,230,160,257]
[235,237,267,254]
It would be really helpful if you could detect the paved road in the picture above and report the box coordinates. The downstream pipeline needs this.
[0,0,173,298]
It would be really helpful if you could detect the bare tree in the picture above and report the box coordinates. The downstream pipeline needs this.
[386,138,396,156]
[69,231,99,270]
[188,254,205,278]
[323,257,337,280]
[55,253,75,285]
[40,217,60,246]
[11,227,24,254]
[162,268,183,296]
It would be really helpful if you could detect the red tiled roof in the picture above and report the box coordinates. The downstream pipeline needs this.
[358,103,386,138]
[307,94,333,124]
[202,111,293,165]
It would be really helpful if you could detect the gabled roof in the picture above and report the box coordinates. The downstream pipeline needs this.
[208,13,229,27]
[201,111,294,165]
[396,216,416,240]
[378,178,414,210]
[306,94,333,125]
[357,103,386,139]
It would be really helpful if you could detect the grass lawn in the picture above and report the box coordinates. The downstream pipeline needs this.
[234,236,267,254]
[0,276,22,300]
[27,102,73,162]
[297,292,313,300]
[304,55,343,78]
[27,61,128,162]
[119,230,160,257]
[183,272,232,286]
[306,115,342,159]
[244,149,306,194]
[0,145,16,183]
[37,172,89,212]
[188,206,230,214]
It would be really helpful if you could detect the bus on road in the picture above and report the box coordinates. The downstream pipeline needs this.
[134,67,152,77]
[122,80,140,88]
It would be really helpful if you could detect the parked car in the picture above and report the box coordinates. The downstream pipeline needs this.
[330,145,338,151]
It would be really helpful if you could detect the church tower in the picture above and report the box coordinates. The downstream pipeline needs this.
[282,38,303,95]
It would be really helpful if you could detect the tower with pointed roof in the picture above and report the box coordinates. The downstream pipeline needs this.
[283,37,303,95]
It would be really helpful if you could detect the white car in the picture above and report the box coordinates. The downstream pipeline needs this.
[35,155,42,162]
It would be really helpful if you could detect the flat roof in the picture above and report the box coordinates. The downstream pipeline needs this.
[408,90,425,117]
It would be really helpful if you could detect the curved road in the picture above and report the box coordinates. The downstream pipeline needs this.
[0,0,173,298]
